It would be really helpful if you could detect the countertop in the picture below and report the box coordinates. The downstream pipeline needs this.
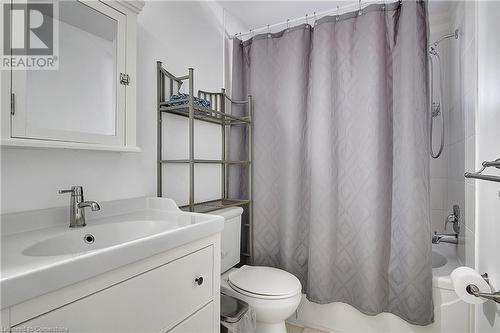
[1,197,224,308]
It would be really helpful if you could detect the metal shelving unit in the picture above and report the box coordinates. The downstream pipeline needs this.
[156,61,253,263]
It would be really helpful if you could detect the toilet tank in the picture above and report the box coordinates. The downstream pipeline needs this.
[211,207,243,273]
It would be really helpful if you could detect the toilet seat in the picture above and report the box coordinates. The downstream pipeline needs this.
[228,265,301,300]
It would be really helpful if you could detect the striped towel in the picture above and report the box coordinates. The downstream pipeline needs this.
[166,93,211,108]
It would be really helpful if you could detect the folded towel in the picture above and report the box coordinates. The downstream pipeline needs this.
[166,93,211,108]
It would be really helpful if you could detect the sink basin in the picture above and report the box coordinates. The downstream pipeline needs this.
[23,219,184,257]
[1,197,224,308]
[432,251,447,268]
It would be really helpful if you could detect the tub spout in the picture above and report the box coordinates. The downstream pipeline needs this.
[432,232,458,244]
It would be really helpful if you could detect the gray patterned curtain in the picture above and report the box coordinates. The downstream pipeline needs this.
[230,1,433,325]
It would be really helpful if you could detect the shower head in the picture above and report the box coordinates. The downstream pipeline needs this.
[429,29,459,53]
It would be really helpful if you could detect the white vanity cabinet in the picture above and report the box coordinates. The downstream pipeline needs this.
[6,235,221,333]
[0,0,143,152]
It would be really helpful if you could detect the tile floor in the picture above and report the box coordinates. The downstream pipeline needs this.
[286,322,328,333]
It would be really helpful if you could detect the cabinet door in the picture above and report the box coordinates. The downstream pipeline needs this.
[13,246,214,332]
[10,0,126,146]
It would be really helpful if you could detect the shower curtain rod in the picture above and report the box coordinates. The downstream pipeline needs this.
[228,0,401,40]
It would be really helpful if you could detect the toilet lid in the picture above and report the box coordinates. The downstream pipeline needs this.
[228,265,301,297]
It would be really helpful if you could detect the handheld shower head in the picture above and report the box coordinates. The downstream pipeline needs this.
[430,29,459,50]
[428,29,458,159]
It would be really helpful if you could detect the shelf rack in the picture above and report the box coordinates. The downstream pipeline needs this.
[156,61,253,263]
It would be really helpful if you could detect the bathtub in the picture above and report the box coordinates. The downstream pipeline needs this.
[288,244,471,333]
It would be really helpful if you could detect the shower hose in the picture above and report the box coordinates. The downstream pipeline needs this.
[429,51,445,159]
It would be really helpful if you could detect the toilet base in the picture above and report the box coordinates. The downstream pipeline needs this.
[256,321,287,333]
[221,268,301,333]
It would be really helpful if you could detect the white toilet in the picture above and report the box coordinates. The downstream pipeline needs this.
[213,207,302,333]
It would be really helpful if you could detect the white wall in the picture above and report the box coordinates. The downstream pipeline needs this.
[138,1,225,206]
[474,1,500,331]
[222,8,249,97]
[1,1,225,213]
[447,1,500,331]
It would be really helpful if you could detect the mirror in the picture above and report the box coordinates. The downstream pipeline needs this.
[11,0,126,145]
[27,1,117,135]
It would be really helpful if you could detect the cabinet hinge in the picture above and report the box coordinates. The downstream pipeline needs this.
[120,73,130,86]
[10,93,15,115]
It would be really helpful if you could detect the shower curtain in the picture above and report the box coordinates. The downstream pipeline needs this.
[230,1,433,325]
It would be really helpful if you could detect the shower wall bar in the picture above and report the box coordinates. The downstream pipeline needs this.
[429,29,459,159]
[227,0,403,40]
[465,159,500,183]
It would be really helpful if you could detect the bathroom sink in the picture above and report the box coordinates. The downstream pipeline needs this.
[22,220,178,257]
[1,197,224,308]
[432,251,447,268]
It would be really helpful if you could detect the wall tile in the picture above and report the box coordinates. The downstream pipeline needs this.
[464,42,477,96]
[448,44,461,113]
[447,142,465,182]
[464,92,476,138]
[431,209,446,233]
[463,1,476,50]
[430,146,448,179]
[431,178,447,210]
[433,0,476,279]
[465,135,476,184]
[447,180,465,219]
[448,105,465,145]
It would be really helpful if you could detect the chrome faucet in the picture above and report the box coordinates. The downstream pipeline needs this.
[432,204,460,244]
[59,186,100,227]
[432,232,458,244]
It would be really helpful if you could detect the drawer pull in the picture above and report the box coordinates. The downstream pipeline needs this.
[195,276,204,286]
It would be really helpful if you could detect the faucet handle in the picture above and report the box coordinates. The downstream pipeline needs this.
[444,205,461,233]
[58,186,83,196]
[444,214,453,230]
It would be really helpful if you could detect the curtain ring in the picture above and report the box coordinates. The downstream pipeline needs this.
[267,24,271,38]
[286,19,290,29]
[336,5,340,21]
[305,14,309,26]
[358,0,363,16]
[313,12,317,26]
